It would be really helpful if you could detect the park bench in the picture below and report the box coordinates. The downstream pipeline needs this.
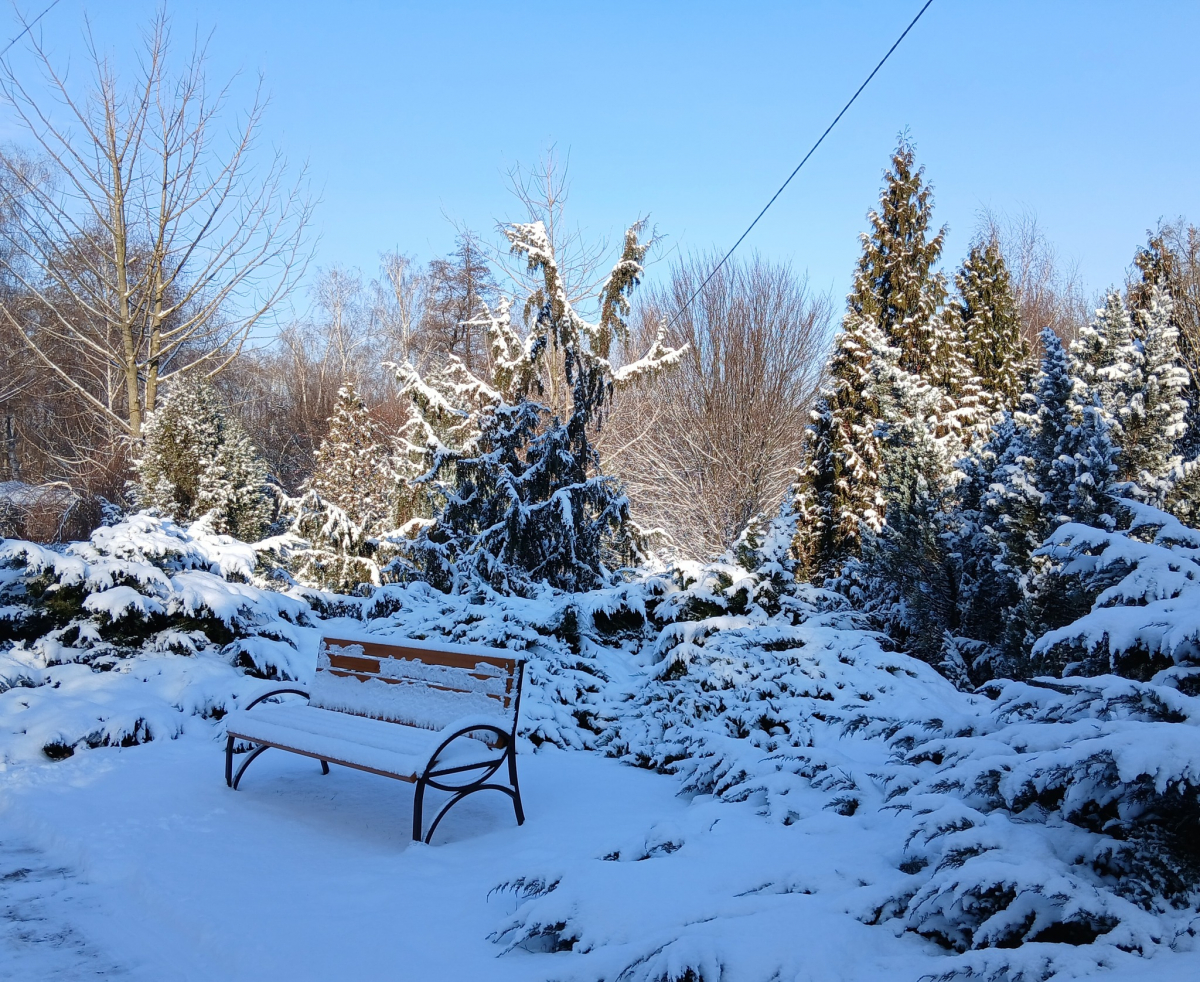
[222,634,526,843]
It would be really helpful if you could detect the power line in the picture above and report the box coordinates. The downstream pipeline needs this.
[667,0,935,328]
[0,0,62,61]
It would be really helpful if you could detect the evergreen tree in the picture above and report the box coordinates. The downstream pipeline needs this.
[931,303,990,449]
[134,380,271,541]
[851,343,959,662]
[1131,229,1200,466]
[307,385,398,533]
[954,238,1028,417]
[1070,291,1139,440]
[949,414,1041,678]
[1033,328,1083,515]
[793,138,955,576]
[1121,286,1189,493]
[940,331,1118,683]
[791,309,889,577]
[281,384,408,594]
[854,138,948,378]
[405,221,684,596]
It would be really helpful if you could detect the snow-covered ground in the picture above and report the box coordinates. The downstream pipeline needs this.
[3,516,1200,981]
[3,727,1198,982]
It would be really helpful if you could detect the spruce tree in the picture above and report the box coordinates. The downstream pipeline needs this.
[1033,328,1082,515]
[945,331,1118,682]
[1131,230,1200,466]
[955,238,1028,417]
[405,221,683,595]
[1071,291,1139,440]
[135,379,271,541]
[949,414,1040,679]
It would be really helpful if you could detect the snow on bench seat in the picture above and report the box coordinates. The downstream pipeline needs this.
[224,704,499,781]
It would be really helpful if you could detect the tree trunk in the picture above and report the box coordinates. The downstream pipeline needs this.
[3,415,19,481]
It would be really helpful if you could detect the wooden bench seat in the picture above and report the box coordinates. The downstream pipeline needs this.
[224,634,526,842]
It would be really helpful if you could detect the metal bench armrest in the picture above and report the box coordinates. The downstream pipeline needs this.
[242,687,310,711]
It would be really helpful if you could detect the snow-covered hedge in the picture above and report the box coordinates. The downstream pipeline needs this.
[0,513,311,761]
[491,552,1200,981]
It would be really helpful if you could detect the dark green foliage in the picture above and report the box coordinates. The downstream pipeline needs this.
[955,238,1028,416]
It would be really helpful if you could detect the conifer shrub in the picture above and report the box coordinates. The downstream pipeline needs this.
[134,380,272,542]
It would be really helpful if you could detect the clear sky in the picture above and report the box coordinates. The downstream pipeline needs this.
[3,0,1199,319]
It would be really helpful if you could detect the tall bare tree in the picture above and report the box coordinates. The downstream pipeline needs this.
[0,10,312,446]
[608,255,831,558]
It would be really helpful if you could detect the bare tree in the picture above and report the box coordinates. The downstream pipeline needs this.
[0,10,312,446]
[977,209,1090,348]
[485,147,611,310]
[607,255,832,558]
[227,257,419,492]
[373,250,426,365]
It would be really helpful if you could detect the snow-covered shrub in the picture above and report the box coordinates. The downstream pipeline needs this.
[885,674,1200,961]
[318,575,656,749]
[1032,499,1200,686]
[134,379,273,541]
[600,544,969,819]
[0,513,308,675]
[0,513,311,759]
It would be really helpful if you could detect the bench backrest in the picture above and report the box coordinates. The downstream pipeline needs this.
[311,635,523,733]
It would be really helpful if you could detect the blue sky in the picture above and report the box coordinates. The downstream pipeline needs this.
[4,1,1200,317]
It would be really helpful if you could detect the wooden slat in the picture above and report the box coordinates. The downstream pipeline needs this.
[324,649,503,691]
[324,669,505,702]
[322,637,519,674]
[325,652,381,674]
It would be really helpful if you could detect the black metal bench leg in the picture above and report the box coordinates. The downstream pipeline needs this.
[320,760,330,775]
[232,743,270,790]
[412,778,426,842]
[507,748,525,825]
[225,735,234,788]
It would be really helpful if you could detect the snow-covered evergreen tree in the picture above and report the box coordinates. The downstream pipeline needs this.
[404,221,684,596]
[1121,286,1189,494]
[1071,291,1139,438]
[793,139,957,577]
[954,238,1028,417]
[856,138,948,377]
[307,384,398,533]
[1034,328,1085,513]
[791,310,889,578]
[935,331,1119,683]
[277,385,406,594]
[850,351,960,662]
[134,380,271,542]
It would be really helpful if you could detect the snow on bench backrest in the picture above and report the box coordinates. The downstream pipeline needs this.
[311,636,520,732]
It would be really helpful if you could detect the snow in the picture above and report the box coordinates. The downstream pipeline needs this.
[224,703,501,776]
[3,732,1198,982]
[4,513,1200,980]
